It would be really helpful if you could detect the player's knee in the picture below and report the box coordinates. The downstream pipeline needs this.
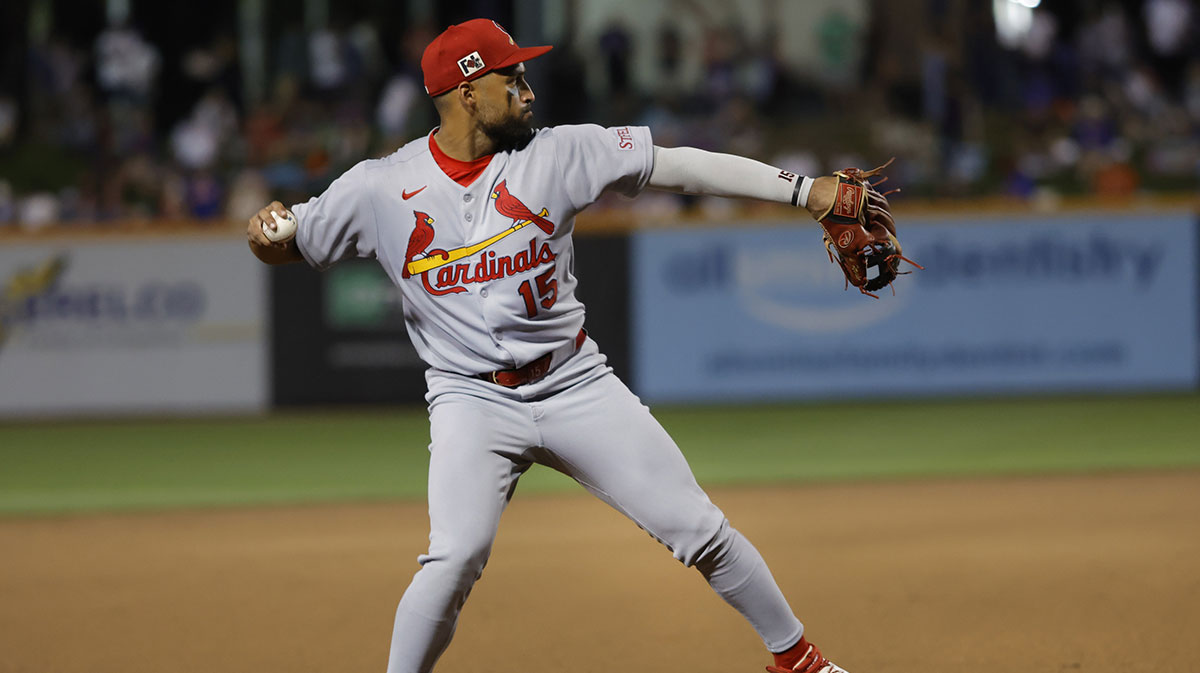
[690,518,737,572]
[420,535,495,585]
[667,511,730,568]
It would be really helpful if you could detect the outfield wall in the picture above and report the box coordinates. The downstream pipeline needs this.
[631,212,1200,402]
[1,210,1195,416]
[0,236,268,417]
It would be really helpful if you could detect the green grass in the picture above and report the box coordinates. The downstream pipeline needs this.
[1,393,1198,515]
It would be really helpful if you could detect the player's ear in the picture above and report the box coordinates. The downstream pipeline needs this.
[455,81,477,112]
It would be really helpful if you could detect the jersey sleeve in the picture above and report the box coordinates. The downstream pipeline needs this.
[291,161,379,271]
[550,124,654,210]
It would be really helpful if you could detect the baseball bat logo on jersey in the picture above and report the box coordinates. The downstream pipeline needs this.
[490,180,555,235]
[403,182,557,296]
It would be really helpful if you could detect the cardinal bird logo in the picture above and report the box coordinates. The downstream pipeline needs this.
[402,185,556,285]
[402,211,438,278]
[491,180,555,234]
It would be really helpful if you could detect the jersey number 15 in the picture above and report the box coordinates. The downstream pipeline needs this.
[517,264,557,318]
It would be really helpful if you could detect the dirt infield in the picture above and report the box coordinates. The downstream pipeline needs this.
[2,471,1197,673]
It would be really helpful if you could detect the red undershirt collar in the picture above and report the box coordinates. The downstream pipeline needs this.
[428,129,494,187]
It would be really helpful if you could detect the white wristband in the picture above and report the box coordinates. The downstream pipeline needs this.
[795,176,815,209]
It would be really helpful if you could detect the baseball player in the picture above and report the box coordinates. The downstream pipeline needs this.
[247,19,884,673]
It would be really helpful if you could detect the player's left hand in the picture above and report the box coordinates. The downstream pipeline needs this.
[807,159,922,298]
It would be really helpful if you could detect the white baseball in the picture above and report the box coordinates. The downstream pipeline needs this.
[264,210,297,242]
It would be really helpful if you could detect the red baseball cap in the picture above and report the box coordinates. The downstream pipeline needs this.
[421,19,553,97]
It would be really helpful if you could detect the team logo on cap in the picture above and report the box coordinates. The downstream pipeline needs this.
[492,21,515,45]
[458,51,485,77]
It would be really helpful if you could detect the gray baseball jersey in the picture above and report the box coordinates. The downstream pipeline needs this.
[288,124,804,673]
[292,124,651,374]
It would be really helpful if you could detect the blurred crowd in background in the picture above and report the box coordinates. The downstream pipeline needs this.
[0,0,1198,230]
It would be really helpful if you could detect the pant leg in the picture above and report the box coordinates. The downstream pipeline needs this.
[534,371,804,652]
[387,395,537,673]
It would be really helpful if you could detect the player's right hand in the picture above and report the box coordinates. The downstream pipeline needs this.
[247,201,305,265]
[247,201,290,247]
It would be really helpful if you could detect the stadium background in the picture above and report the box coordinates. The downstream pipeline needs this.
[1,1,1198,672]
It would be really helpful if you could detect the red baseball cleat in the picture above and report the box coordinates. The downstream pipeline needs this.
[765,637,849,673]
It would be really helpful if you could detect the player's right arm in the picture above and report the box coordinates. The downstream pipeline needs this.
[247,201,305,265]
[247,162,379,269]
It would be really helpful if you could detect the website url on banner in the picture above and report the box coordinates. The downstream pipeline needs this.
[707,341,1126,374]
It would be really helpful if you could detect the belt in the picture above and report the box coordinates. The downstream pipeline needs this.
[479,329,586,388]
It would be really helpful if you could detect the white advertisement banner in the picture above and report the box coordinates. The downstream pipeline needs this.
[0,237,267,417]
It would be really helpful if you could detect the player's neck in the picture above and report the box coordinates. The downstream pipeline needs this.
[432,124,498,162]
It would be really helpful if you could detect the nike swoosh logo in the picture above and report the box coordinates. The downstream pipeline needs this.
[402,186,427,200]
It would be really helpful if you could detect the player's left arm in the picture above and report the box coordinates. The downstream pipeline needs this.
[646,145,840,220]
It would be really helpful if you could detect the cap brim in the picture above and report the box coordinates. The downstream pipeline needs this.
[492,45,553,71]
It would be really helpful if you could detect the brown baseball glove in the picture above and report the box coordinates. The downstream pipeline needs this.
[816,158,922,298]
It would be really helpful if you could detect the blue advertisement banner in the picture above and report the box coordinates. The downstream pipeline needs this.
[632,213,1199,402]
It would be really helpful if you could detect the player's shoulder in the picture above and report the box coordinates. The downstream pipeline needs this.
[535,123,608,142]
[343,134,433,185]
[532,124,649,152]
[368,133,433,168]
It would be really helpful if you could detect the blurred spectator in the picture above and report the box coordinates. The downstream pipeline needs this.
[275,20,308,93]
[771,149,821,182]
[115,153,164,219]
[185,171,223,219]
[170,87,239,171]
[1078,4,1133,82]
[17,193,61,231]
[376,74,420,136]
[1184,61,1200,122]
[308,23,363,97]
[655,23,684,97]
[0,180,14,226]
[1142,0,1193,96]
[0,95,16,147]
[94,20,159,102]
[598,20,633,95]
[542,16,591,126]
[814,5,865,89]
[225,168,270,222]
[700,25,740,105]
[28,35,85,100]
[181,33,243,114]
[3,2,1198,230]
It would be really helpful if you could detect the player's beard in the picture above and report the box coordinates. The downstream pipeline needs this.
[480,109,535,153]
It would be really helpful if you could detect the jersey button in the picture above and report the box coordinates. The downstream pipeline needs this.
[465,213,473,221]
[480,288,489,298]
[494,332,504,341]
[463,194,473,202]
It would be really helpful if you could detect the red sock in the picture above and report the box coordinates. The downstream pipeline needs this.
[773,636,820,671]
